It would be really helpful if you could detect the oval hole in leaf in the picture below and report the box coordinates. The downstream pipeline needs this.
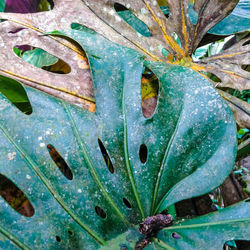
[114,3,151,37]
[172,32,182,48]
[13,46,71,74]
[207,72,222,83]
[141,67,159,118]
[122,197,132,209]
[160,6,170,18]
[47,144,73,180]
[241,65,250,72]
[162,48,169,58]
[172,232,181,239]
[68,230,73,235]
[55,236,61,242]
[120,244,128,250]
[139,144,148,164]
[0,174,35,217]
[95,206,107,219]
[242,40,250,46]
[9,28,26,34]
[38,0,54,11]
[0,75,32,115]
[98,138,114,174]
[235,241,250,248]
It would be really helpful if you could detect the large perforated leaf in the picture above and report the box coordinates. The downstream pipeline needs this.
[0,27,238,249]
[0,0,249,107]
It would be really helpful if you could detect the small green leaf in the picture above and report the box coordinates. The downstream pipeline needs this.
[22,48,59,68]
[157,200,250,250]
[0,0,5,12]
[0,75,32,114]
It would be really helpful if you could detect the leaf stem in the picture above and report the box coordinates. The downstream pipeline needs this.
[151,110,183,215]
[122,90,145,219]
[163,217,250,230]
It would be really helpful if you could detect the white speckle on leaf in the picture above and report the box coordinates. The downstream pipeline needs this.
[141,8,147,15]
[109,9,115,16]
[38,136,43,141]
[40,143,45,147]
[77,189,82,193]
[0,99,10,111]
[115,15,122,22]
[26,174,31,180]
[46,129,52,135]
[7,152,16,160]
[158,44,163,51]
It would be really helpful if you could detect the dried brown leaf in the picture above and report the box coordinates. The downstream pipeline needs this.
[0,20,95,110]
[199,36,250,91]
[0,0,247,113]
[218,90,250,129]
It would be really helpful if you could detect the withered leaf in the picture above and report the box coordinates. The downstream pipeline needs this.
[0,20,95,111]
[0,0,248,118]
[199,36,250,91]
[218,89,250,129]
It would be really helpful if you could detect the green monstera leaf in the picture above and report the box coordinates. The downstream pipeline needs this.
[0,0,249,249]
[156,199,250,250]
[0,26,243,249]
[21,48,59,69]
[0,75,32,115]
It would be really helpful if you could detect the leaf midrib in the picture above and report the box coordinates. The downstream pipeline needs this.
[163,217,250,230]
[122,96,145,220]
[150,106,184,215]
[0,224,30,250]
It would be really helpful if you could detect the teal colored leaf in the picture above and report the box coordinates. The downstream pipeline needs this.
[0,28,237,248]
[0,75,32,114]
[156,200,250,250]
[22,48,59,68]
[0,0,4,12]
